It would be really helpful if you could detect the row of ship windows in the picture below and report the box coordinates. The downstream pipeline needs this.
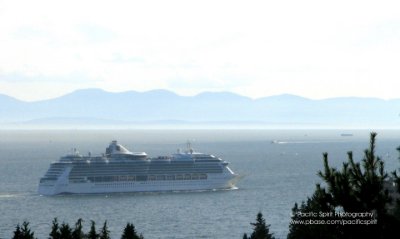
[66,161,217,164]
[69,170,222,178]
[71,166,221,171]
[68,172,221,178]
[74,161,218,165]
[93,181,209,187]
[74,174,208,183]
[69,169,222,176]
[86,164,217,168]
[71,165,220,170]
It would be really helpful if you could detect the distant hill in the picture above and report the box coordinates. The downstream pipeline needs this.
[1,89,399,128]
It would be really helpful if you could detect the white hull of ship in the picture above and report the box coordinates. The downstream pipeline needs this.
[38,174,238,196]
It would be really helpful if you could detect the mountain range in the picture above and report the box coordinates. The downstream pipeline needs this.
[1,88,399,128]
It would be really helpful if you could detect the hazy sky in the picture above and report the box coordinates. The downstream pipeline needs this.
[1,0,400,101]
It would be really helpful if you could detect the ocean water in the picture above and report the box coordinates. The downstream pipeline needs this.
[0,129,399,239]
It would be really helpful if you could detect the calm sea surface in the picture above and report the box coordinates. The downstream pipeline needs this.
[0,129,399,239]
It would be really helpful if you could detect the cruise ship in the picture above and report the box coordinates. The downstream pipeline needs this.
[38,141,239,195]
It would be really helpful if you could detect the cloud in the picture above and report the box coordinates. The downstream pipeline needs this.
[12,26,52,40]
[0,71,105,101]
[106,53,146,64]
[0,71,99,84]
[77,24,117,43]
[1,0,400,100]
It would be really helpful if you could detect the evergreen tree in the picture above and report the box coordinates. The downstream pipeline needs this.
[22,221,36,239]
[391,146,400,222]
[13,221,35,239]
[288,191,338,239]
[87,220,99,239]
[72,218,85,239]
[121,223,143,239]
[49,218,61,239]
[247,212,274,239]
[13,224,22,239]
[99,221,111,239]
[287,133,400,239]
[59,223,72,239]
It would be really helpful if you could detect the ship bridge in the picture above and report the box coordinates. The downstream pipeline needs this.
[105,140,147,159]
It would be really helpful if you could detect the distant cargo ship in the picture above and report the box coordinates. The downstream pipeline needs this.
[340,133,353,137]
[38,141,239,195]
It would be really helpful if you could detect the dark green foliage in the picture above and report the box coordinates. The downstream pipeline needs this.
[244,212,274,239]
[49,218,60,239]
[121,223,144,239]
[287,132,400,239]
[11,219,146,239]
[49,218,77,239]
[72,218,85,239]
[391,146,400,222]
[87,220,99,239]
[250,212,274,239]
[288,193,337,239]
[99,221,111,239]
[13,221,35,239]
[13,224,22,239]
[59,223,72,239]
